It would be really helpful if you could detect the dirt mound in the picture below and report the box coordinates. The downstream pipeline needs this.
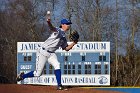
[0,84,123,93]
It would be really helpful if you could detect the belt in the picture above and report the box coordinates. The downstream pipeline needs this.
[42,47,54,53]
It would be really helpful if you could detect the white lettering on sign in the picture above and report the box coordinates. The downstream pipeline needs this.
[22,53,32,56]
[20,65,32,70]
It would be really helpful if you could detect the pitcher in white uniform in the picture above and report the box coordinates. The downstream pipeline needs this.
[17,13,77,90]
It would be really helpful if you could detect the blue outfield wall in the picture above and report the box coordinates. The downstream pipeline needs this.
[95,88,140,93]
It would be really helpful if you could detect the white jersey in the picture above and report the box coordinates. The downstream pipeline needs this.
[41,27,68,52]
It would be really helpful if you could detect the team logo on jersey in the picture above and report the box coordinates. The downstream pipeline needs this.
[98,76,108,84]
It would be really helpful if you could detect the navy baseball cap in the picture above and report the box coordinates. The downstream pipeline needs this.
[61,19,72,25]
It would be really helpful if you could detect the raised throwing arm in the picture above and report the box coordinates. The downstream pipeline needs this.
[46,11,56,32]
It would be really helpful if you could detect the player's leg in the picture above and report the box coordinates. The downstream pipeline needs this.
[48,53,63,89]
[33,50,48,77]
[17,50,48,81]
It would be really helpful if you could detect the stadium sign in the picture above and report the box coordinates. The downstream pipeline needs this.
[17,42,110,86]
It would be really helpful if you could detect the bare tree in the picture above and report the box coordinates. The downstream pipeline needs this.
[0,0,58,83]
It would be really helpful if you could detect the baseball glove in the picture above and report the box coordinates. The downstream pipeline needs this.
[69,31,79,43]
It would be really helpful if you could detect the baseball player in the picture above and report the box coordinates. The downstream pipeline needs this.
[17,11,78,90]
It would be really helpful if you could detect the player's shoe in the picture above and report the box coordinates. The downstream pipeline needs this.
[57,85,68,90]
[16,72,24,81]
